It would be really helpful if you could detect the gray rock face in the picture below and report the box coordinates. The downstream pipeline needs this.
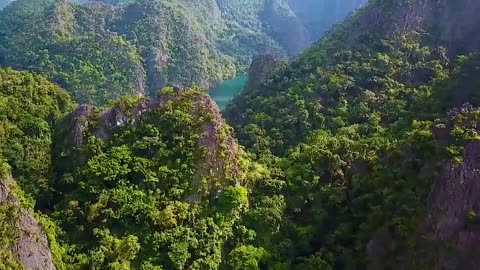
[411,106,480,269]
[416,140,480,269]
[246,54,280,91]
[0,174,55,270]
[71,104,94,147]
[436,0,480,55]
[426,142,480,249]
[365,105,480,270]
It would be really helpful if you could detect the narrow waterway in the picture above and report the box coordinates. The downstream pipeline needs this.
[208,75,248,110]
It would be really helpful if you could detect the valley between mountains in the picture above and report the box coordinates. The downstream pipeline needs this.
[2,0,480,270]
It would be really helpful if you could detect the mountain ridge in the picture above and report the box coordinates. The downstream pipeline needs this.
[0,0,366,105]
[224,0,480,268]
[4,0,480,269]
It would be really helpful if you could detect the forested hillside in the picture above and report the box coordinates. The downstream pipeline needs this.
[0,0,364,105]
[225,0,480,268]
[46,86,265,269]
[0,68,74,269]
[0,68,266,269]
[3,0,480,269]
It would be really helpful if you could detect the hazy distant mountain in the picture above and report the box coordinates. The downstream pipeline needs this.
[288,0,367,41]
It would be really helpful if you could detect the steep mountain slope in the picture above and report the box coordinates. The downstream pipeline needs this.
[0,68,75,204]
[226,0,480,155]
[0,162,58,270]
[0,68,74,269]
[5,0,480,270]
[0,0,146,105]
[0,163,55,270]
[224,0,480,269]
[0,66,267,269]
[0,0,365,105]
[42,87,265,269]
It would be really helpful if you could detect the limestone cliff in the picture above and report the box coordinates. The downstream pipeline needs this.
[414,105,480,269]
[246,54,281,91]
[0,164,55,270]
[368,105,480,270]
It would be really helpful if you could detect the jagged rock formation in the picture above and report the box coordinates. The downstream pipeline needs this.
[46,87,256,268]
[0,168,55,270]
[0,66,257,269]
[366,105,480,270]
[246,54,281,91]
[410,105,480,269]
[424,144,480,269]
[57,87,245,202]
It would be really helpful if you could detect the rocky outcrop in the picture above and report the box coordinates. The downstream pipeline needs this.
[186,90,243,202]
[246,54,281,91]
[64,88,244,203]
[70,104,94,147]
[423,140,480,269]
[144,50,168,95]
[408,105,480,269]
[0,170,55,270]
[434,0,480,55]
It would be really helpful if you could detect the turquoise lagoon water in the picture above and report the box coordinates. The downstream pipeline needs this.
[208,75,248,110]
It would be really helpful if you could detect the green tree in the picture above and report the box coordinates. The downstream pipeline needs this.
[228,245,264,270]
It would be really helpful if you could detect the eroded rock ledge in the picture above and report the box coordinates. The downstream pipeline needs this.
[0,169,55,270]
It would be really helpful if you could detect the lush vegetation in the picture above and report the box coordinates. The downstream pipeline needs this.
[0,68,75,203]
[223,0,480,268]
[0,0,146,104]
[0,0,363,105]
[0,68,74,269]
[45,87,266,269]
[0,70,261,268]
[3,0,480,269]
